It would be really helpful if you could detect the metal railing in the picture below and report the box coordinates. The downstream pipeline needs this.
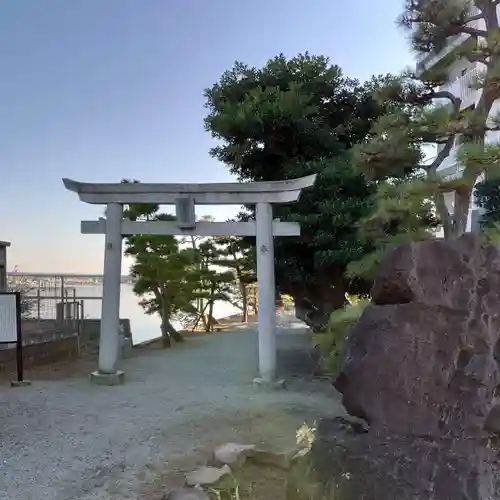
[7,281,85,336]
[21,292,84,337]
[23,286,83,319]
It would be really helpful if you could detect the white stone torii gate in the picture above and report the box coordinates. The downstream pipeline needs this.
[63,175,316,385]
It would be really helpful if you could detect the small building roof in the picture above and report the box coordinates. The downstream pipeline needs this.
[0,241,11,247]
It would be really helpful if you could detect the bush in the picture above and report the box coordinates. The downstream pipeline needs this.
[313,298,369,375]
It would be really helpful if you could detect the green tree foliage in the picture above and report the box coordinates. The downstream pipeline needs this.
[122,184,256,338]
[356,1,500,243]
[192,239,236,332]
[346,174,440,279]
[204,53,387,323]
[213,236,256,322]
[313,298,370,375]
[474,175,500,227]
[123,203,201,348]
[182,219,256,329]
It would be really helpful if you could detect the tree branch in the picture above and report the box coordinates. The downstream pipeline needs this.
[465,13,485,23]
[434,191,453,238]
[460,26,487,36]
[412,6,487,37]
[425,136,456,175]
[227,299,244,311]
[422,82,464,237]
[423,90,462,175]
[432,90,462,103]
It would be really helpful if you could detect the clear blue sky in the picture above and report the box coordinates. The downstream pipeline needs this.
[0,0,412,274]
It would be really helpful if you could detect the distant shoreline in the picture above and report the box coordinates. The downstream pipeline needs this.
[133,313,258,347]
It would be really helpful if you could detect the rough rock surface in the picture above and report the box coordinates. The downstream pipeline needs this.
[304,235,500,499]
[213,443,256,469]
[304,419,500,500]
[337,234,500,437]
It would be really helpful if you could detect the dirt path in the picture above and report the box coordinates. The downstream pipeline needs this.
[0,322,342,500]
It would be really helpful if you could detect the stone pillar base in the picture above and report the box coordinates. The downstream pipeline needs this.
[253,377,287,390]
[119,335,133,359]
[10,380,32,388]
[90,370,125,386]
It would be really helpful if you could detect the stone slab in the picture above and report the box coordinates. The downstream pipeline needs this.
[213,443,256,469]
[185,465,231,487]
[252,377,287,390]
[89,370,125,386]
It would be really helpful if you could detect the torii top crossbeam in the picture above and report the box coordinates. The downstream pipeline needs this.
[62,175,317,205]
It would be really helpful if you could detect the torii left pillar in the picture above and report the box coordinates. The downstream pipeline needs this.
[91,203,125,385]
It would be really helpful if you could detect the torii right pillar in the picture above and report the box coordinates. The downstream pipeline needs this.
[255,202,276,382]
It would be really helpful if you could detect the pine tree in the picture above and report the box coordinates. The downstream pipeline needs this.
[212,236,256,323]
[123,201,200,348]
[357,1,500,241]
[204,53,387,320]
[192,239,236,332]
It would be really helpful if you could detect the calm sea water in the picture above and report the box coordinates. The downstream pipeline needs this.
[73,284,239,345]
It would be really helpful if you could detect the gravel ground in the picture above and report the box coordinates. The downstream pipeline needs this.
[0,318,342,500]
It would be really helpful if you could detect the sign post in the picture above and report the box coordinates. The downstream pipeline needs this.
[0,291,30,387]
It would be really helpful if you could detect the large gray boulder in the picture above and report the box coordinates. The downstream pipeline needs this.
[294,234,500,499]
[337,233,500,438]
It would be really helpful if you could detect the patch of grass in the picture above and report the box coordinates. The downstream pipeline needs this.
[313,299,369,375]
[208,463,287,500]
[139,409,312,499]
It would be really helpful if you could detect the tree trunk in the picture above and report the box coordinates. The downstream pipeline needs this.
[233,265,249,323]
[192,301,209,332]
[207,297,215,332]
[434,189,471,240]
[168,322,184,343]
[240,283,248,323]
[160,320,172,348]
[248,286,258,315]
[197,298,207,328]
[291,270,347,330]
[161,312,184,345]
[203,283,217,332]
[241,299,248,323]
[435,192,454,239]
[204,307,211,332]
[310,276,346,330]
[453,189,472,238]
